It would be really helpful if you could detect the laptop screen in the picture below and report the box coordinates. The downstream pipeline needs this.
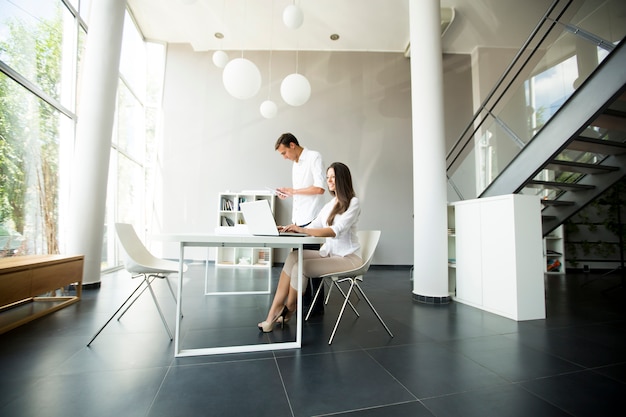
[240,200,280,236]
[240,200,308,236]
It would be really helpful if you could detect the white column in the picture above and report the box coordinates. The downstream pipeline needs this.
[66,0,125,285]
[410,0,450,302]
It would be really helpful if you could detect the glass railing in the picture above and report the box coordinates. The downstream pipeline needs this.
[446,0,626,202]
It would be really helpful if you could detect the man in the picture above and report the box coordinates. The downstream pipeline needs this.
[275,132,326,314]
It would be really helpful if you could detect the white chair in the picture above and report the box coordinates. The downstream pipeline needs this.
[87,223,187,346]
[305,230,394,344]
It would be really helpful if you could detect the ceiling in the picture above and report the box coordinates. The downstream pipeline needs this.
[126,0,551,55]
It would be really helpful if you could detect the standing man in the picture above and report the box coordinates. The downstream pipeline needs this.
[275,132,326,314]
[275,133,326,225]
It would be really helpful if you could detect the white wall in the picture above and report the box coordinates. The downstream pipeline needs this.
[156,45,415,265]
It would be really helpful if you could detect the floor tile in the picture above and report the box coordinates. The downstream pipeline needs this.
[519,369,626,417]
[367,342,508,399]
[591,363,626,384]
[328,400,434,417]
[148,359,291,417]
[444,334,584,382]
[1,367,168,417]
[422,383,573,417]
[278,350,416,416]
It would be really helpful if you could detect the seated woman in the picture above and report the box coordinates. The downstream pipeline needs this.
[258,162,362,332]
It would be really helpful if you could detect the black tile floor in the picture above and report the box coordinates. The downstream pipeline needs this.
[0,263,625,417]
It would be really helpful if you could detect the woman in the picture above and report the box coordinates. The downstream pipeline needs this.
[258,162,362,332]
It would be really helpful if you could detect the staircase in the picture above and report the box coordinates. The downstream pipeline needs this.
[479,40,626,236]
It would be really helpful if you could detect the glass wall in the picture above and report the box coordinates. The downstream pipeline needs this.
[0,0,77,256]
[447,0,625,202]
[0,0,164,272]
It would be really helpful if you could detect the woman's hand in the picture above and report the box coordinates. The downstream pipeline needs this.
[279,224,304,234]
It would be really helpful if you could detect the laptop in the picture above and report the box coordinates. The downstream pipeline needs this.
[240,200,308,237]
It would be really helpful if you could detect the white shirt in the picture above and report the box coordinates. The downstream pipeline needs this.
[292,148,326,225]
[309,197,361,257]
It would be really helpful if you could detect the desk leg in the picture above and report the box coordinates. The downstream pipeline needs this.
[175,242,185,355]
[204,247,210,294]
[296,244,303,348]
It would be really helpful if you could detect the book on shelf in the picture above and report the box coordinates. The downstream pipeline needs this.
[221,216,234,227]
[237,197,247,211]
[222,198,234,211]
[257,250,270,265]
[547,259,561,272]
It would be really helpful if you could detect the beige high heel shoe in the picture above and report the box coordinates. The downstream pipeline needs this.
[276,307,295,325]
[258,306,289,332]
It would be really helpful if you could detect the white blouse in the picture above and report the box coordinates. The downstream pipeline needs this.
[308,196,361,257]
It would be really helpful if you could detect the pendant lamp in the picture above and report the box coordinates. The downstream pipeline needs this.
[280,73,310,106]
[283,4,304,29]
[212,50,229,68]
[260,100,278,118]
[223,58,262,100]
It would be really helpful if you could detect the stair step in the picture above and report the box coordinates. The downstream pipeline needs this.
[540,199,575,206]
[527,180,596,191]
[567,136,626,155]
[545,160,619,174]
[591,113,626,131]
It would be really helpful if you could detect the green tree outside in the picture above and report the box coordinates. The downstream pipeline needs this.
[0,6,63,256]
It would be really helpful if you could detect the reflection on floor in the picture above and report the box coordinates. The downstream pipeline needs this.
[0,263,625,417]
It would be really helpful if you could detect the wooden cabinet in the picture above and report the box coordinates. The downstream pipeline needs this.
[0,254,83,334]
[216,191,275,267]
[451,195,545,321]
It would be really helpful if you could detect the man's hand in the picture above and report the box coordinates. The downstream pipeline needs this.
[276,188,291,199]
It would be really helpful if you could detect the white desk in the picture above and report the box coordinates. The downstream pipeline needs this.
[161,233,324,357]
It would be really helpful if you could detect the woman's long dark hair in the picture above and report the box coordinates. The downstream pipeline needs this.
[327,162,355,226]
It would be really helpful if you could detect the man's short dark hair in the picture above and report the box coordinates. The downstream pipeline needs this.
[275,133,299,150]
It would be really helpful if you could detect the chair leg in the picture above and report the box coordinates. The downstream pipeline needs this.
[144,276,173,340]
[164,275,177,303]
[324,281,333,304]
[324,279,361,304]
[118,274,181,321]
[163,275,183,318]
[354,282,394,338]
[328,279,357,344]
[87,279,146,346]
[117,274,155,320]
[305,277,326,320]
[331,279,360,317]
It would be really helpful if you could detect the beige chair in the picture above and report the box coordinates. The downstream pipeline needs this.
[305,230,393,344]
[87,223,187,346]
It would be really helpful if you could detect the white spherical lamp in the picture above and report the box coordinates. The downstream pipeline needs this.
[222,58,262,100]
[283,5,304,29]
[212,50,228,68]
[260,100,278,119]
[280,73,311,106]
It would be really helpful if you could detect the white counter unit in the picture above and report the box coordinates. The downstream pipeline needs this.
[452,194,545,321]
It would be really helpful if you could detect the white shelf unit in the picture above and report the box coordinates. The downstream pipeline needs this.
[216,191,275,268]
[452,195,545,321]
[447,204,456,297]
[543,225,565,274]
